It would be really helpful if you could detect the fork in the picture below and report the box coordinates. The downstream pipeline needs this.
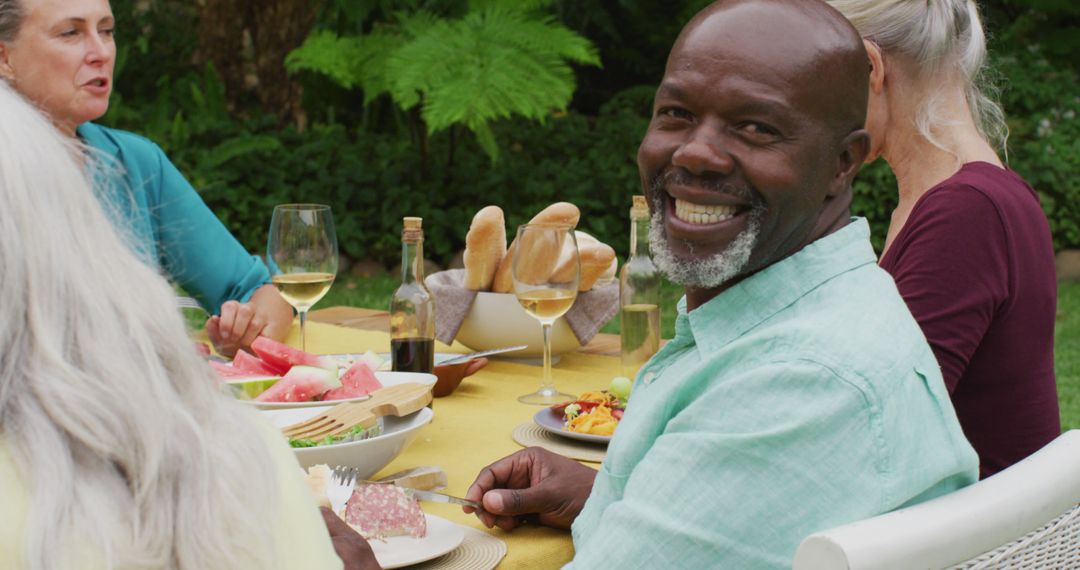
[328,465,358,514]
[282,382,433,441]
[175,296,207,312]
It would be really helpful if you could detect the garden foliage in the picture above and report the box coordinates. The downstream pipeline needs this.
[100,0,1080,267]
[285,0,600,160]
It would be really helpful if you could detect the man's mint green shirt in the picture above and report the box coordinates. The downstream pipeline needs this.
[568,219,978,568]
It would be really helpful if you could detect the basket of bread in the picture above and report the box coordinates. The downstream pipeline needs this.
[426,202,620,359]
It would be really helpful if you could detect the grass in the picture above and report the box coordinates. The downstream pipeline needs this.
[322,273,1080,430]
[1056,281,1080,430]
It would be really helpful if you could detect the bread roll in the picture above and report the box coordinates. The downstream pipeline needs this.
[304,464,332,509]
[463,206,506,290]
[552,232,617,291]
[491,202,580,292]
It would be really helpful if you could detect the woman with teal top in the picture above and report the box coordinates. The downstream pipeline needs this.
[0,0,293,356]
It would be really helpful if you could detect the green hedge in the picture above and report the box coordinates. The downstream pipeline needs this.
[101,48,1078,264]
[118,78,650,266]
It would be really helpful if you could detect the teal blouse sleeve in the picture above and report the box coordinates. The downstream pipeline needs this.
[79,123,270,313]
[148,146,271,311]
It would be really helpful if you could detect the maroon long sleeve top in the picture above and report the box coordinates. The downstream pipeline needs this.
[879,162,1059,478]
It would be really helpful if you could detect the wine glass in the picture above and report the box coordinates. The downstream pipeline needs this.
[512,223,579,405]
[267,204,338,351]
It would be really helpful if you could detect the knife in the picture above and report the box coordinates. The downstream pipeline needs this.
[439,345,529,366]
[404,488,481,509]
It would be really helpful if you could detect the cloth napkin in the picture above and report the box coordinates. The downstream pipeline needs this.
[425,269,619,346]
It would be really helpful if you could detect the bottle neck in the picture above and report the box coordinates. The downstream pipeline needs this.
[630,216,650,257]
[401,238,424,283]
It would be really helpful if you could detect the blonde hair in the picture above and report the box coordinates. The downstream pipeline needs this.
[0,82,280,568]
[827,0,1008,154]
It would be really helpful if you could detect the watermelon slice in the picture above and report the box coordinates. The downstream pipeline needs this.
[323,361,383,401]
[210,360,259,380]
[251,336,337,375]
[193,342,212,358]
[232,350,281,376]
[226,377,281,400]
[255,365,337,403]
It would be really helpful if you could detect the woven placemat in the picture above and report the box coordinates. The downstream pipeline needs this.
[410,526,507,570]
[512,423,608,463]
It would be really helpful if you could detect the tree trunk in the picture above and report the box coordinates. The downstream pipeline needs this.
[249,0,320,126]
[196,0,320,125]
[196,0,249,108]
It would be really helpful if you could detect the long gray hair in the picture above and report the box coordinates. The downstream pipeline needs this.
[0,83,279,568]
[827,0,1008,155]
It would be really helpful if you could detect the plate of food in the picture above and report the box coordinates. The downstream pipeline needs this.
[209,338,434,409]
[306,466,465,568]
[371,514,465,569]
[533,377,633,444]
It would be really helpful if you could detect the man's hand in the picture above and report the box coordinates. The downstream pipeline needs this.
[464,447,597,531]
[319,507,382,570]
[205,284,293,357]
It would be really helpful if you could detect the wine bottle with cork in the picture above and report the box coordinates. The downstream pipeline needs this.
[390,217,435,374]
[619,195,661,377]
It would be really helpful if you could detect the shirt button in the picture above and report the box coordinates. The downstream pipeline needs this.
[643,371,656,385]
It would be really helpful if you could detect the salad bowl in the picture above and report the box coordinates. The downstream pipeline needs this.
[262,406,434,479]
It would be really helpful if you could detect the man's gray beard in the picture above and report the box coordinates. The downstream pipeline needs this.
[649,207,763,289]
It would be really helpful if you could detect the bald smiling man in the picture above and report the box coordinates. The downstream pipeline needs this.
[459,1,979,567]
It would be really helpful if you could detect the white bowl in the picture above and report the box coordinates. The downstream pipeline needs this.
[455,291,582,358]
[262,406,434,479]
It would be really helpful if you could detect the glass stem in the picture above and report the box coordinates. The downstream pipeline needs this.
[541,321,554,394]
[299,309,308,351]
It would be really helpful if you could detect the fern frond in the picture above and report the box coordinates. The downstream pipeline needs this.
[478,8,601,67]
[295,3,599,161]
[386,7,600,139]
[350,25,410,104]
[285,31,365,89]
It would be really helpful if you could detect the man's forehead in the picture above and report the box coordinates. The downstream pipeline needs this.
[671,2,835,83]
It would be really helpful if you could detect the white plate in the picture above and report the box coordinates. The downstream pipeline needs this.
[370,514,465,569]
[243,370,436,410]
[533,408,612,445]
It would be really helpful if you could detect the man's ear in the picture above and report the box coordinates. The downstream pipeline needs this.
[828,129,871,197]
[864,39,885,95]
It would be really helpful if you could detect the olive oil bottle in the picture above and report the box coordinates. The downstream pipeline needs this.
[619,196,661,377]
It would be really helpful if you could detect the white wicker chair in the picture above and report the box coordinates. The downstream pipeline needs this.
[793,430,1080,570]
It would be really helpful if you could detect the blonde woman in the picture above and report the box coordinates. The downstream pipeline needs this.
[0,82,374,569]
[0,0,293,357]
[827,0,1059,477]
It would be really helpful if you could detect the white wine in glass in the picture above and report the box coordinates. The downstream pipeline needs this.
[267,204,338,351]
[512,223,579,405]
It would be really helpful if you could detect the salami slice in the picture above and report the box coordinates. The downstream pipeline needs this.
[343,483,427,540]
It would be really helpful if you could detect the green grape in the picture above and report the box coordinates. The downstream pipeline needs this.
[609,376,633,400]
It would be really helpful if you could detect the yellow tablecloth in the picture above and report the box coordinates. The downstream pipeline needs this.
[288,320,620,569]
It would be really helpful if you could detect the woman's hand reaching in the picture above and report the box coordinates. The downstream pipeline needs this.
[206,284,293,357]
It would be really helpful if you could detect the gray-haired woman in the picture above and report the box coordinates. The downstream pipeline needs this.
[827,0,1059,477]
[0,81,377,568]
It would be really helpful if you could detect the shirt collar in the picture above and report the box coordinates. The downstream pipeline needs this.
[678,218,877,353]
[76,122,117,153]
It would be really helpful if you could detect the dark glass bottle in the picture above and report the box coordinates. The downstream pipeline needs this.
[390,217,435,374]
